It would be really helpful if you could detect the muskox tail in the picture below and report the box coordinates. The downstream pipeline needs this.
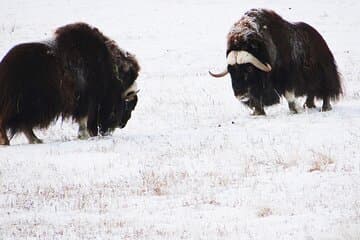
[321,60,343,101]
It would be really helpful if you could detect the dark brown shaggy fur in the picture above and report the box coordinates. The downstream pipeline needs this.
[0,22,140,145]
[224,9,342,115]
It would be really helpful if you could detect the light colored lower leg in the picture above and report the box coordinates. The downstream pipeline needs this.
[322,97,332,111]
[284,90,304,113]
[24,129,42,144]
[78,117,90,139]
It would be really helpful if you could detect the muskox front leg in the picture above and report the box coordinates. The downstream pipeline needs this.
[77,117,91,139]
[285,90,304,114]
[243,98,266,115]
[322,97,332,111]
[86,103,99,137]
[251,102,266,116]
[23,128,43,144]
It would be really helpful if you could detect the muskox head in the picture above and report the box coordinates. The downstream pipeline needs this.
[119,80,139,128]
[99,41,140,135]
[209,10,287,111]
[210,32,273,103]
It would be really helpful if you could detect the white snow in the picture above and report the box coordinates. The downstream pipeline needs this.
[1,0,360,239]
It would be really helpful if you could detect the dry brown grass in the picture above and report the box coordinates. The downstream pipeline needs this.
[257,207,273,218]
[309,150,335,172]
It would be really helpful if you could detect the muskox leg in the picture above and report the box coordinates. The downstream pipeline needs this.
[322,97,332,111]
[252,108,265,115]
[77,117,90,139]
[245,98,266,115]
[87,103,99,137]
[23,128,43,144]
[285,90,304,114]
[0,122,9,145]
[304,95,316,109]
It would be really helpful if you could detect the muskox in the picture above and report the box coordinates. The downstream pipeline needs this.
[210,9,342,115]
[0,22,140,145]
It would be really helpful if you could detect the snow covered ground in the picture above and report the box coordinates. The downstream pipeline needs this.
[0,0,360,239]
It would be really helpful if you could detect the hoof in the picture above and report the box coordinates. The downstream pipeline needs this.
[0,140,9,145]
[289,102,304,114]
[99,130,112,137]
[321,105,332,112]
[78,127,91,139]
[78,132,90,140]
[30,138,43,144]
[252,108,266,116]
[0,133,10,145]
[303,102,316,109]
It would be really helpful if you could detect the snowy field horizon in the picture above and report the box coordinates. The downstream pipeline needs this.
[0,0,360,239]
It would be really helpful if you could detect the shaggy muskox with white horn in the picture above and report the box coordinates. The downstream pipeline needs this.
[0,22,140,145]
[210,9,342,115]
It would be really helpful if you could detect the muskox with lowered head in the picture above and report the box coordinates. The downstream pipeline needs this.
[210,9,342,115]
[0,22,140,145]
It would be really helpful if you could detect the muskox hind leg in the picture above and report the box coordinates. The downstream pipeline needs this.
[0,122,9,145]
[321,97,332,112]
[285,90,304,114]
[304,95,316,109]
[77,117,90,139]
[23,128,43,144]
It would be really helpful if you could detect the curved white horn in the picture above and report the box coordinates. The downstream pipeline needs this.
[209,50,237,78]
[236,51,272,72]
[209,69,228,78]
